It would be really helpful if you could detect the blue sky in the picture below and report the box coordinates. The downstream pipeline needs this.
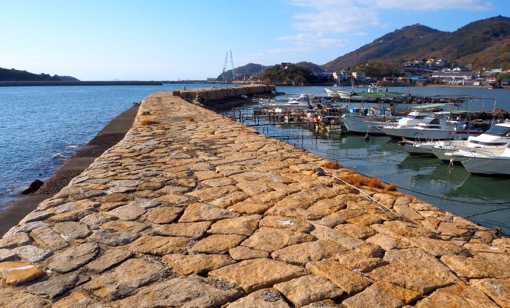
[0,0,507,81]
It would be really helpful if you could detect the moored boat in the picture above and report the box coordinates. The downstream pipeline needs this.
[376,110,487,141]
[447,144,510,176]
[432,120,510,161]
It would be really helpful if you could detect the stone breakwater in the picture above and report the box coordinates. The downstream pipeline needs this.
[0,89,509,307]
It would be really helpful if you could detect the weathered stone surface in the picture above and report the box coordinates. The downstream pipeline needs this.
[306,259,371,295]
[53,221,91,239]
[317,209,366,228]
[179,203,240,222]
[209,215,261,236]
[441,254,510,279]
[27,272,82,299]
[265,206,322,220]
[307,196,348,216]
[5,221,49,236]
[371,220,435,239]
[0,249,16,262]
[415,283,499,308]
[342,281,421,308]
[129,235,188,255]
[162,253,235,275]
[365,233,401,251]
[0,287,49,307]
[393,204,424,221]
[274,275,343,307]
[19,210,53,224]
[241,227,315,252]
[52,291,104,308]
[311,224,364,251]
[229,246,270,261]
[151,221,211,238]
[271,240,342,266]
[29,226,69,251]
[100,220,148,233]
[209,258,307,293]
[225,288,289,308]
[471,278,510,307]
[191,234,246,253]
[0,232,31,249]
[0,261,46,286]
[335,251,387,273]
[334,223,376,240]
[146,206,183,224]
[404,236,471,257]
[47,242,100,273]
[107,203,146,221]
[116,275,244,307]
[83,257,171,301]
[12,245,52,263]
[368,262,458,295]
[87,229,140,246]
[230,199,272,215]
[259,215,314,233]
[86,247,134,273]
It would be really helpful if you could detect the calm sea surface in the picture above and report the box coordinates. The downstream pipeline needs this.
[1,84,510,234]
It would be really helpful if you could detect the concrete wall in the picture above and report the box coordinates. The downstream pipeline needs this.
[177,84,275,102]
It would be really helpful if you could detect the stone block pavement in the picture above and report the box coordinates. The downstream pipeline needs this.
[1,91,510,307]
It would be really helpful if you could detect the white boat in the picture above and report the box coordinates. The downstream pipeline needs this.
[342,103,449,135]
[399,139,437,156]
[255,93,312,109]
[447,144,510,175]
[432,121,510,161]
[324,88,340,99]
[287,93,313,107]
[376,111,485,141]
[341,108,397,135]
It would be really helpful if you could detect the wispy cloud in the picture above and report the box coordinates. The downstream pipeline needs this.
[359,0,493,11]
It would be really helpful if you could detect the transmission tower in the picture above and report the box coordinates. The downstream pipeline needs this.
[221,50,235,82]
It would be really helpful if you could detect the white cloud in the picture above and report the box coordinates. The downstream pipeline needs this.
[359,0,493,11]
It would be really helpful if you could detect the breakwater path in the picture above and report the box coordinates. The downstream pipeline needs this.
[1,86,510,307]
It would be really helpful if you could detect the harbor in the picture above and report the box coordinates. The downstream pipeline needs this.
[222,87,510,235]
[1,86,510,306]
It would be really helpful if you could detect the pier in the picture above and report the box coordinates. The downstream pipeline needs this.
[0,86,509,307]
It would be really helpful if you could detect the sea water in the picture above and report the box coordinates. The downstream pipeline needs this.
[1,84,510,234]
[0,83,225,205]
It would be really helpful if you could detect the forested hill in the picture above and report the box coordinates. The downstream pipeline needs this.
[0,67,79,82]
[323,15,510,71]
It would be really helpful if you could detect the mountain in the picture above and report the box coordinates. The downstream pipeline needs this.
[0,67,79,82]
[322,15,510,72]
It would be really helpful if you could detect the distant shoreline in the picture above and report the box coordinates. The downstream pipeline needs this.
[0,80,164,87]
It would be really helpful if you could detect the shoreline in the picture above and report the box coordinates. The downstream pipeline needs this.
[0,104,139,236]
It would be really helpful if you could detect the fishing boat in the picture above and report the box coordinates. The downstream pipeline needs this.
[399,139,437,156]
[447,144,510,176]
[254,93,312,109]
[375,110,486,140]
[324,88,340,99]
[432,120,510,161]
[341,108,397,135]
[343,103,447,135]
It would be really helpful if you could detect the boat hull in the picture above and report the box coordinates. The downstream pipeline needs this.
[460,156,510,175]
[341,115,395,135]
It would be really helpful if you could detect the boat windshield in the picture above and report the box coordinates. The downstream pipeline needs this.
[485,125,510,137]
